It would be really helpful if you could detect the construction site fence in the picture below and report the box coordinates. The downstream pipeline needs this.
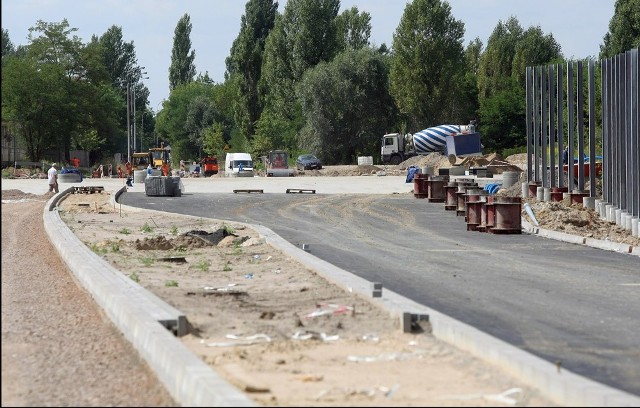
[525,47,639,220]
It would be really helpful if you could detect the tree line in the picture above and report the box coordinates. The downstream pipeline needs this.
[2,0,638,166]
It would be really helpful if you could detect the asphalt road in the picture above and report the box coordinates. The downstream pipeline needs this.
[119,190,640,397]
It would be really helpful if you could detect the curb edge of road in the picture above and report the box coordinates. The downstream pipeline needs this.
[521,219,640,256]
[43,186,640,407]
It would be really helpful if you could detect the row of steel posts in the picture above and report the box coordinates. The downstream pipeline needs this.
[525,48,639,237]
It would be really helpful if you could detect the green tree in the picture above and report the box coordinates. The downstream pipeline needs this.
[2,19,120,163]
[2,56,66,161]
[458,38,483,123]
[257,0,340,151]
[169,13,196,91]
[335,6,372,52]
[477,16,523,101]
[225,0,278,139]
[511,26,562,85]
[202,122,226,158]
[600,0,640,58]
[477,17,562,152]
[94,26,149,157]
[297,47,398,164]
[389,0,466,130]
[2,28,15,59]
[155,81,213,160]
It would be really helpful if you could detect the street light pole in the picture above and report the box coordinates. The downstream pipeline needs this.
[126,81,131,163]
[133,86,137,153]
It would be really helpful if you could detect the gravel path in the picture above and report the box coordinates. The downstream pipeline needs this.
[1,198,176,407]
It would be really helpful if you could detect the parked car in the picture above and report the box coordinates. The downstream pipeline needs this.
[295,154,322,170]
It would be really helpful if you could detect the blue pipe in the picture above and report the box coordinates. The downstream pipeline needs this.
[484,183,501,195]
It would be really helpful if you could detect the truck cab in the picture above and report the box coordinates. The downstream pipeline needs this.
[201,157,219,176]
[381,133,414,165]
[224,152,254,177]
[265,150,294,177]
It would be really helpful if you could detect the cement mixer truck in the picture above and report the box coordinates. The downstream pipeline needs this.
[381,124,483,165]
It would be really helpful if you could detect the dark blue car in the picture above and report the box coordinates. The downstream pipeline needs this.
[295,154,322,171]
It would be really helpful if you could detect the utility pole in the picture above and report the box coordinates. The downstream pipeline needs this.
[133,86,137,154]
[126,81,131,163]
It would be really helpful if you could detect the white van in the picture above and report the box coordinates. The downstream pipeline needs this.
[223,152,254,177]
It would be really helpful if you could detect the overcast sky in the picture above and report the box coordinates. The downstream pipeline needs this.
[2,0,615,111]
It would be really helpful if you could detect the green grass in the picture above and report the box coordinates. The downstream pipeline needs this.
[129,271,140,283]
[110,242,120,252]
[141,257,155,267]
[165,280,179,287]
[119,227,131,235]
[170,225,178,235]
[195,260,211,272]
[222,223,235,235]
[89,243,107,254]
[140,222,154,233]
[223,262,233,271]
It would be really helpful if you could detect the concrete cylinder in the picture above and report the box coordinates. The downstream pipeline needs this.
[594,199,602,215]
[597,201,607,219]
[624,214,632,230]
[583,196,595,209]
[615,209,622,225]
[543,187,552,202]
[422,166,434,176]
[632,218,639,237]
[563,192,569,200]
[502,171,520,188]
[606,205,615,222]
[133,169,147,184]
[536,186,544,202]
[521,182,528,199]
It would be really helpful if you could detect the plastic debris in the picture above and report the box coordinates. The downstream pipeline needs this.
[291,330,339,342]
[347,351,423,363]
[304,303,354,319]
[203,283,238,292]
[204,333,271,347]
[245,273,253,279]
[436,387,523,405]
[266,255,272,261]
[361,333,379,342]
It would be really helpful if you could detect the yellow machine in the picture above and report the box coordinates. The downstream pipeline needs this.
[131,152,152,170]
[149,143,170,168]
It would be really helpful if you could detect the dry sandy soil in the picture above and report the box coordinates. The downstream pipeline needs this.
[3,157,636,406]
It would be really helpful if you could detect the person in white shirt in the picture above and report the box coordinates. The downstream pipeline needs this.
[48,163,59,193]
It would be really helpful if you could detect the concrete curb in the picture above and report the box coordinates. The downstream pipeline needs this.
[43,189,255,407]
[43,187,640,406]
[521,219,640,257]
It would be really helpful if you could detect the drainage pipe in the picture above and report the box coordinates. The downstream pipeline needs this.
[523,202,539,227]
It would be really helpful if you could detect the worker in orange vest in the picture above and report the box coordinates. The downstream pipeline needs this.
[162,161,169,176]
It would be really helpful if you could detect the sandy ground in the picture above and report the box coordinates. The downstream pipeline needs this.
[1,195,176,407]
[49,188,558,407]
